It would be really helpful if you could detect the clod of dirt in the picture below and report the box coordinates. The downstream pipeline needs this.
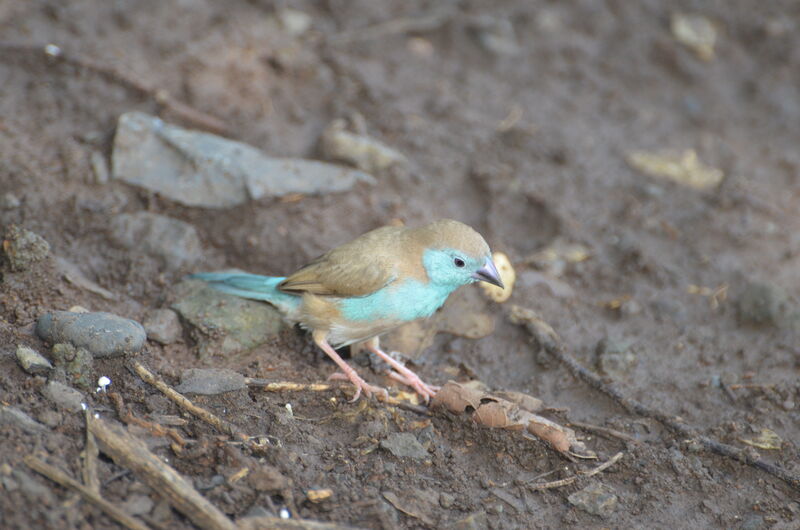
[595,338,637,379]
[143,308,183,345]
[175,368,246,395]
[1,192,21,209]
[449,511,488,529]
[121,494,154,517]
[480,251,515,303]
[382,489,437,527]
[321,118,407,174]
[36,311,146,358]
[50,343,94,390]
[248,465,288,493]
[172,280,285,357]
[109,212,204,271]
[380,432,429,460]
[0,406,48,434]
[735,281,790,327]
[15,344,53,375]
[41,381,86,413]
[2,225,50,271]
[276,8,312,36]
[113,111,375,208]
[567,482,618,518]
[55,257,117,301]
[470,15,520,56]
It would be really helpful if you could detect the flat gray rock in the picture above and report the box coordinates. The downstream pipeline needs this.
[36,311,146,358]
[176,368,246,395]
[113,111,375,208]
[0,406,48,433]
[109,212,203,270]
[380,432,429,460]
[172,280,285,357]
[42,381,85,413]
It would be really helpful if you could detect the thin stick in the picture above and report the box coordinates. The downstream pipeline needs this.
[569,421,639,444]
[246,378,432,416]
[82,409,101,494]
[87,415,236,530]
[329,7,456,44]
[0,42,230,136]
[528,452,623,491]
[133,361,250,443]
[510,305,800,492]
[24,455,149,530]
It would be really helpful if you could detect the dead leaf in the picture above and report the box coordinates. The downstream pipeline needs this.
[473,401,511,429]
[431,381,484,413]
[626,149,724,190]
[740,428,783,450]
[527,421,570,453]
[382,490,436,527]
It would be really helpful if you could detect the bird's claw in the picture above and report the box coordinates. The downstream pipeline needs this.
[387,370,438,403]
[328,372,389,402]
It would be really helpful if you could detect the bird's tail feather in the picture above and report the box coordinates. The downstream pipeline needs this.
[188,272,301,315]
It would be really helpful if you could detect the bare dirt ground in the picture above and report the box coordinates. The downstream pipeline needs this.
[2,1,800,528]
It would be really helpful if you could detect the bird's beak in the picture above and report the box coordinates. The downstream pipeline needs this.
[472,257,504,288]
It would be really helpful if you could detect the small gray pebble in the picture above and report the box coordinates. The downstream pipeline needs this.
[15,345,53,375]
[143,308,183,345]
[568,482,618,518]
[36,311,146,358]
[42,381,86,413]
[176,368,246,395]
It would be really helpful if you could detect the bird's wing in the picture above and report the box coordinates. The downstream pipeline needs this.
[278,226,402,297]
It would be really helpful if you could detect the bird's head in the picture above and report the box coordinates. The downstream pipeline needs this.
[413,219,504,290]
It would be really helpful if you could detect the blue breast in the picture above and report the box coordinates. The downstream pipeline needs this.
[339,279,455,322]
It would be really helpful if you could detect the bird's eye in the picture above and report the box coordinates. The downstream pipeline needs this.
[453,257,465,268]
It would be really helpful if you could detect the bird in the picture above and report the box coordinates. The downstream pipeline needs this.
[190,219,503,402]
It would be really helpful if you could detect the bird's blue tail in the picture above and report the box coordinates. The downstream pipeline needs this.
[188,272,301,316]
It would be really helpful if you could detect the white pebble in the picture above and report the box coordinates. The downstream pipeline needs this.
[44,44,61,57]
[279,508,291,519]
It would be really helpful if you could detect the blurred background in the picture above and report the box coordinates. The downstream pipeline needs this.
[1,1,799,528]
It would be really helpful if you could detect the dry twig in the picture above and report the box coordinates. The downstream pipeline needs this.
[108,391,188,448]
[24,455,149,530]
[510,305,800,492]
[328,7,456,44]
[246,378,432,416]
[0,41,230,135]
[528,452,624,491]
[87,414,237,530]
[569,421,639,444]
[81,409,101,494]
[133,361,251,443]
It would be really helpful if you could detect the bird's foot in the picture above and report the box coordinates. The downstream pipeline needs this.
[387,369,439,403]
[328,372,389,402]
[366,344,438,403]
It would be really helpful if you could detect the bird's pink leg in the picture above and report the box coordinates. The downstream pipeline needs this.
[364,337,439,403]
[312,330,388,402]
